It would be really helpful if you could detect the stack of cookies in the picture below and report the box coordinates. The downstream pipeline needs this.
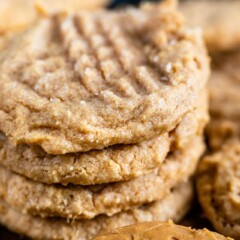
[0,0,110,34]
[0,1,209,239]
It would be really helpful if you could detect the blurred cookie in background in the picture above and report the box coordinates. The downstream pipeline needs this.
[206,50,240,150]
[180,0,240,52]
[197,139,240,239]
[0,0,110,34]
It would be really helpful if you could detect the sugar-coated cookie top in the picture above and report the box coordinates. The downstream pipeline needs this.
[0,1,209,154]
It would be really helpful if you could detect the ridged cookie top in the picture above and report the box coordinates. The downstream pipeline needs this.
[197,139,240,238]
[0,2,209,154]
[93,221,232,240]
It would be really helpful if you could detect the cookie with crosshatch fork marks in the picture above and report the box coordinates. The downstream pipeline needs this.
[0,0,209,154]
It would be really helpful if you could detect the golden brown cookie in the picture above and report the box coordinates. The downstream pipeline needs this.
[197,139,240,238]
[0,0,109,34]
[209,50,240,120]
[0,2,209,154]
[0,90,208,185]
[180,0,240,52]
[0,133,170,185]
[94,221,232,240]
[170,90,208,151]
[0,181,194,240]
[205,50,240,150]
[0,137,204,220]
[206,118,239,151]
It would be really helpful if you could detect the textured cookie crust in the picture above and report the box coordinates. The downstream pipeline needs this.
[0,137,204,219]
[197,139,240,239]
[0,2,209,154]
[0,181,194,240]
[0,134,170,186]
[180,0,240,52]
[0,0,109,33]
[0,91,208,185]
[94,221,232,240]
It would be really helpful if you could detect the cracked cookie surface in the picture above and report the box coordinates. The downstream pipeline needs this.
[0,181,193,240]
[0,137,204,219]
[0,90,208,185]
[0,2,209,154]
[197,139,240,239]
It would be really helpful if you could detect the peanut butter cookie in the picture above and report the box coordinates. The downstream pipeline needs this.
[0,137,204,219]
[0,2,209,154]
[197,139,240,238]
[180,0,240,52]
[0,181,194,240]
[0,91,208,185]
[206,119,239,151]
[0,0,109,33]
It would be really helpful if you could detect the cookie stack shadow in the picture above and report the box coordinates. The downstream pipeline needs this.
[0,2,210,240]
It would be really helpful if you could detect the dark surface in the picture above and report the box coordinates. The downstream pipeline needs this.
[0,226,26,240]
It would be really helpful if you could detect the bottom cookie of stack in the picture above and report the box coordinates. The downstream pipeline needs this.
[0,181,193,240]
[0,135,205,239]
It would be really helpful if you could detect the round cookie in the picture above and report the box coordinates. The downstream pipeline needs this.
[197,139,240,238]
[180,0,240,52]
[0,91,208,185]
[94,221,232,240]
[0,2,209,154]
[0,0,109,34]
[0,181,194,240]
[0,137,204,220]
[0,134,170,186]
